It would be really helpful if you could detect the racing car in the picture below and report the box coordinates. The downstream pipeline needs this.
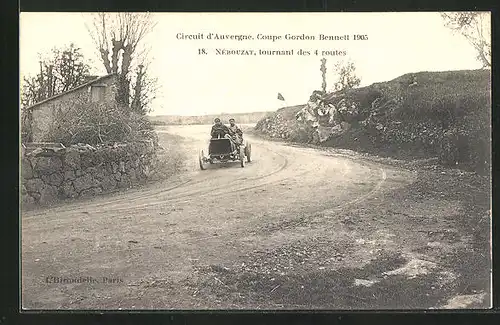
[199,136,251,170]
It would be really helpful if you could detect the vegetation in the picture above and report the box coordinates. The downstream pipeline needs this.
[22,14,159,146]
[85,13,158,113]
[21,43,93,142]
[256,70,491,174]
[45,97,157,146]
[441,12,491,68]
[21,43,93,108]
[333,60,361,91]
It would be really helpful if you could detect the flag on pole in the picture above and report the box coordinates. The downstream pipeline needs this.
[277,93,285,101]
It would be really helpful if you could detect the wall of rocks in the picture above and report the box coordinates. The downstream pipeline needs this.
[255,113,292,139]
[21,141,158,207]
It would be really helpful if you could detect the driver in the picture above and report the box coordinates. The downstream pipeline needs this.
[210,118,230,138]
[211,117,237,150]
[228,118,243,146]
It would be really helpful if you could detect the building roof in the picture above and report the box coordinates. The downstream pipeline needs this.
[26,73,117,110]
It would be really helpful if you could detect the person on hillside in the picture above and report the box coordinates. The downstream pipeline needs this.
[228,118,243,146]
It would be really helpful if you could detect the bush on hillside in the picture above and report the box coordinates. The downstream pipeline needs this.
[257,70,491,173]
[45,100,158,146]
[340,71,490,169]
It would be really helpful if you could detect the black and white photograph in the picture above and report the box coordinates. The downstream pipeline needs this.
[20,12,492,310]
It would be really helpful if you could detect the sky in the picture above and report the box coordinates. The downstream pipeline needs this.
[20,12,487,116]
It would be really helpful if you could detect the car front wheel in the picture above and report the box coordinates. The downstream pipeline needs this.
[239,147,245,167]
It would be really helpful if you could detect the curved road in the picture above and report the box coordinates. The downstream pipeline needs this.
[22,125,477,309]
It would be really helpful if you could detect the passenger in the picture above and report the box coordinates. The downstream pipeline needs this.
[228,118,243,146]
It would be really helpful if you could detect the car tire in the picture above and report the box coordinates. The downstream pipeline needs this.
[199,150,207,170]
[240,147,245,167]
[245,143,252,162]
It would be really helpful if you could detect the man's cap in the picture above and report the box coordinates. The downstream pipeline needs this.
[214,118,221,122]
[229,118,235,122]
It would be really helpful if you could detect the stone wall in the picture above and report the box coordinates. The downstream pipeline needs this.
[21,141,157,207]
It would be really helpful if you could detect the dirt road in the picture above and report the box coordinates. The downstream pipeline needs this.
[21,125,490,310]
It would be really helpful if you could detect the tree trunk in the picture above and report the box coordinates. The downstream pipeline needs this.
[100,48,112,74]
[131,65,144,112]
[320,58,327,93]
[116,75,130,107]
[38,61,45,101]
[121,44,133,76]
[111,39,122,74]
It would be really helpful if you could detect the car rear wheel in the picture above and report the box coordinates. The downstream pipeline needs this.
[245,143,252,162]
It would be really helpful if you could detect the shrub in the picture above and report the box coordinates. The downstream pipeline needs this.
[45,100,157,146]
[256,69,491,173]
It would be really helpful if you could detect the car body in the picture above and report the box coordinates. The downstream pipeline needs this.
[199,137,251,169]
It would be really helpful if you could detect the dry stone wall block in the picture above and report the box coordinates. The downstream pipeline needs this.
[73,174,99,193]
[41,172,64,187]
[117,174,131,188]
[22,194,36,206]
[31,192,41,201]
[63,149,81,169]
[80,152,96,169]
[96,168,106,181]
[141,165,151,178]
[86,167,105,181]
[64,170,76,181]
[22,158,34,179]
[61,181,78,198]
[128,168,137,182]
[104,163,114,174]
[80,187,103,198]
[25,178,45,194]
[35,156,63,175]
[21,184,28,196]
[39,184,59,204]
[101,176,117,192]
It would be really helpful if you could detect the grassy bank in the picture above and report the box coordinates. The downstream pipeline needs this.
[255,69,491,175]
[150,131,186,180]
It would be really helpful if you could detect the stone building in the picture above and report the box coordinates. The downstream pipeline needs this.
[24,73,119,142]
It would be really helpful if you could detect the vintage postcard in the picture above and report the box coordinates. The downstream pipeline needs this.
[20,12,491,310]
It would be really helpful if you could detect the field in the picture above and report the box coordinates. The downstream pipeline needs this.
[149,111,272,126]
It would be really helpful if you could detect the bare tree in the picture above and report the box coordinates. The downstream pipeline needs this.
[441,12,491,68]
[86,13,157,106]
